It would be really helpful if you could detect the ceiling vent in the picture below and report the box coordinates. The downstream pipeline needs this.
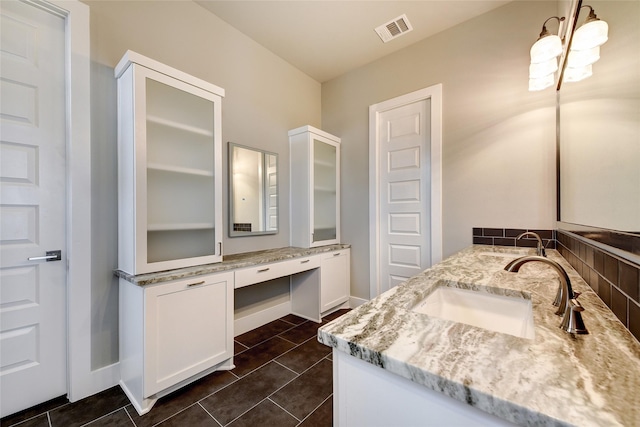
[375,14,413,43]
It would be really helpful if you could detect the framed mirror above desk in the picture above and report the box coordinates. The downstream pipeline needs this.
[228,143,278,237]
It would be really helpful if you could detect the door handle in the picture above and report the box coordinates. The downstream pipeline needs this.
[28,250,62,262]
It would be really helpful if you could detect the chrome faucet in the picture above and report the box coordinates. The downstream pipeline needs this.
[516,232,546,257]
[504,255,588,334]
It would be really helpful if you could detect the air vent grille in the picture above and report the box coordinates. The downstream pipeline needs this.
[375,14,413,43]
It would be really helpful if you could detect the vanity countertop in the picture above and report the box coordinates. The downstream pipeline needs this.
[115,244,350,286]
[318,245,640,426]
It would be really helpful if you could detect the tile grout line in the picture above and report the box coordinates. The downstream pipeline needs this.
[295,393,332,426]
[147,403,203,427]
[124,406,137,427]
[219,354,330,425]
[267,397,302,423]
[78,406,127,426]
[234,320,305,350]
[198,402,223,427]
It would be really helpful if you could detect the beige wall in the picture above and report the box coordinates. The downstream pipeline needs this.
[86,0,563,369]
[322,1,558,300]
[85,0,321,368]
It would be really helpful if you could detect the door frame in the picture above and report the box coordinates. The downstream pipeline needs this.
[368,85,443,299]
[23,0,117,402]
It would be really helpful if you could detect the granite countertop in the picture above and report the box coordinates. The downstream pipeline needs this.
[115,244,350,286]
[318,245,640,426]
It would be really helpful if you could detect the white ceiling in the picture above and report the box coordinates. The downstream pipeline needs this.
[196,1,511,83]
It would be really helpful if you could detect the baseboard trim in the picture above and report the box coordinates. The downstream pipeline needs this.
[349,296,368,308]
[234,301,292,336]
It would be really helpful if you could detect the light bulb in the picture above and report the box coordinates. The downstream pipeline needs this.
[567,46,600,67]
[530,35,563,63]
[572,20,608,50]
[529,58,558,78]
[564,65,593,82]
[529,73,555,91]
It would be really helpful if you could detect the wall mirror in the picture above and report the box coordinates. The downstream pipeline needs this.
[557,0,640,261]
[228,143,278,237]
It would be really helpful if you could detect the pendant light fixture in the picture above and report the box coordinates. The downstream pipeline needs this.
[529,16,565,91]
[565,5,608,83]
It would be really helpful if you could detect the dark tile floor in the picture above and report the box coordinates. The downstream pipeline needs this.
[1,310,349,427]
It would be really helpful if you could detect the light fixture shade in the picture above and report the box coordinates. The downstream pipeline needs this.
[529,58,558,78]
[564,65,593,82]
[529,73,555,91]
[530,34,563,63]
[567,46,600,67]
[572,20,608,50]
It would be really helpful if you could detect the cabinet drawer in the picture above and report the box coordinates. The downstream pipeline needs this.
[235,256,320,289]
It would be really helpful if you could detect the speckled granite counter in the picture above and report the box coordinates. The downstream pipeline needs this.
[318,245,640,426]
[115,244,350,286]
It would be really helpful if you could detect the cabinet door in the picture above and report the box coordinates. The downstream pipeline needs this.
[144,272,233,396]
[312,137,340,246]
[321,249,350,312]
[134,66,223,273]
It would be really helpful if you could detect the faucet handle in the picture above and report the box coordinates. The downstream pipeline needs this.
[560,294,588,334]
[569,296,585,312]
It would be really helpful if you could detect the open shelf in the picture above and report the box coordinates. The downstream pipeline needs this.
[147,114,213,137]
[148,222,215,232]
[147,163,213,177]
[314,186,336,193]
[314,159,334,168]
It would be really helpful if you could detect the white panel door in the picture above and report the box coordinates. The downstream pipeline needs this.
[0,0,67,417]
[378,99,431,293]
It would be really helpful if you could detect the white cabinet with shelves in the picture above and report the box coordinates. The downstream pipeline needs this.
[116,51,224,275]
[119,271,234,415]
[320,248,350,313]
[289,126,341,248]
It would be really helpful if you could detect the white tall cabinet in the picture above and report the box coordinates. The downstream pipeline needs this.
[289,126,341,248]
[115,51,232,415]
[115,50,225,275]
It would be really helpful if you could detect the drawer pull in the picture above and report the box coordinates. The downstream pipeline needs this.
[301,259,310,264]
[187,281,205,287]
[333,253,341,257]
[257,268,270,273]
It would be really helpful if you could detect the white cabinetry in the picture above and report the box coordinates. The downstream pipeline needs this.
[333,350,512,427]
[115,51,225,275]
[119,272,234,415]
[321,248,350,313]
[289,126,341,248]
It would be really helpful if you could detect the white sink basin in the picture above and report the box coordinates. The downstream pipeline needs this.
[412,286,535,339]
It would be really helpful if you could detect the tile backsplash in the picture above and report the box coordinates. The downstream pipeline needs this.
[556,231,640,343]
[473,226,640,342]
[472,227,556,250]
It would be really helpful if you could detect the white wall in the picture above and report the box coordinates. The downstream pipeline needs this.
[85,0,321,368]
[322,1,558,300]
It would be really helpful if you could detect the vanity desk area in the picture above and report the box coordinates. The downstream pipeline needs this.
[116,244,350,415]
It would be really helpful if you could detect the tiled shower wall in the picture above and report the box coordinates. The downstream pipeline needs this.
[472,227,640,342]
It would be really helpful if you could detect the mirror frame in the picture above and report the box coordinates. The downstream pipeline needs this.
[228,142,279,237]
[556,0,640,265]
